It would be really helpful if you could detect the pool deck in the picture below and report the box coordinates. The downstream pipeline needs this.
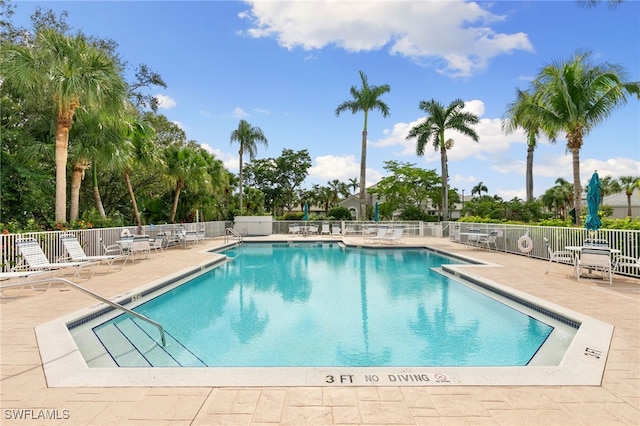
[1,235,638,425]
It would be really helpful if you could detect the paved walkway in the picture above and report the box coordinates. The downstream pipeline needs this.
[1,235,638,425]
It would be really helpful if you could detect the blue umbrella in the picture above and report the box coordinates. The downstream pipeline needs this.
[374,201,379,223]
[584,171,602,232]
[303,202,309,221]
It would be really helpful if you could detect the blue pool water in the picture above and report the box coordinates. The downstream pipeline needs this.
[93,243,553,367]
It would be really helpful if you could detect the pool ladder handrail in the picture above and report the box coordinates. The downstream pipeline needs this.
[225,227,243,244]
[3,277,167,346]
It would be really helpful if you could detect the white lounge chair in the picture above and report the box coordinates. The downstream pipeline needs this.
[0,270,53,298]
[376,227,404,244]
[61,234,127,270]
[288,224,301,235]
[15,238,97,277]
[544,237,574,274]
[576,247,612,285]
[331,226,342,238]
[149,233,165,255]
[365,227,388,243]
[321,223,331,235]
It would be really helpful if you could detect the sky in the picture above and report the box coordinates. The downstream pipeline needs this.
[10,0,640,200]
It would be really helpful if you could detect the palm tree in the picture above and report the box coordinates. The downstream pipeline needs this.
[406,99,480,221]
[599,175,621,205]
[336,70,391,219]
[1,28,127,223]
[618,176,640,218]
[164,144,208,223]
[503,88,544,202]
[471,182,488,198]
[348,177,359,196]
[529,50,640,225]
[230,119,268,214]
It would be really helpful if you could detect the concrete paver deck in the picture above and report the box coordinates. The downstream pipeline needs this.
[1,235,638,425]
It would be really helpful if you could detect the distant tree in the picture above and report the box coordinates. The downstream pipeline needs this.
[348,177,359,196]
[336,70,390,219]
[407,99,479,220]
[471,182,488,198]
[503,88,544,202]
[618,176,640,218]
[230,119,268,214]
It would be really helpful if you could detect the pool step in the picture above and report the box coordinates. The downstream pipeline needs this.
[93,317,206,367]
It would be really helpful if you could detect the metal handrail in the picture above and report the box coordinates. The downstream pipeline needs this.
[225,227,243,244]
[2,277,166,346]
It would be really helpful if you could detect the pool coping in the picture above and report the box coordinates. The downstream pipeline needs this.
[35,244,614,388]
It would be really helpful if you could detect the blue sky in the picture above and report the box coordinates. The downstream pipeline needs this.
[11,1,640,199]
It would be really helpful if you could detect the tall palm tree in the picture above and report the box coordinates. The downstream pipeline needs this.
[230,119,268,214]
[406,99,480,221]
[529,50,639,225]
[503,88,544,202]
[336,70,391,219]
[471,182,488,198]
[618,176,640,218]
[1,28,127,223]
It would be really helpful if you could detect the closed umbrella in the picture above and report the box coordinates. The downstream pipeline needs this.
[303,202,309,221]
[374,201,379,223]
[584,171,602,234]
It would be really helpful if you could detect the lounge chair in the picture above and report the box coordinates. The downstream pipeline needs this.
[365,227,388,243]
[544,237,574,274]
[15,238,97,277]
[288,224,301,235]
[321,223,330,235]
[576,247,612,285]
[0,270,53,298]
[60,234,127,270]
[376,227,404,244]
[331,226,342,238]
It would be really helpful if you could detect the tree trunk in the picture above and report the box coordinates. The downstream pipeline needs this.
[69,160,89,221]
[440,135,449,221]
[571,147,582,225]
[92,165,106,219]
[359,129,367,220]
[124,171,142,227]
[54,121,70,223]
[238,151,244,214]
[627,193,632,218]
[170,181,182,223]
[526,144,534,202]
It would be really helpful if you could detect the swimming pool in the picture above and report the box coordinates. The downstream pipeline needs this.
[37,240,613,387]
[80,243,562,368]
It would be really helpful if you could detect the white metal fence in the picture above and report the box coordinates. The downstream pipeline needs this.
[2,220,638,278]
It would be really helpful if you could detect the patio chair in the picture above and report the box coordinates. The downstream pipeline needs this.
[101,237,123,257]
[288,224,301,235]
[321,223,331,235]
[613,254,640,274]
[544,237,574,274]
[331,226,342,238]
[478,231,499,251]
[14,238,97,277]
[149,233,165,255]
[576,247,612,285]
[60,234,127,270]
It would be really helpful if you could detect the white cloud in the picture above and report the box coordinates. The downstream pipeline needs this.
[155,94,176,109]
[239,1,533,77]
[308,154,383,188]
[201,145,238,172]
[232,107,249,118]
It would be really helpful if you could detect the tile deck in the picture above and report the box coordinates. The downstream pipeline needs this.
[1,235,638,425]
